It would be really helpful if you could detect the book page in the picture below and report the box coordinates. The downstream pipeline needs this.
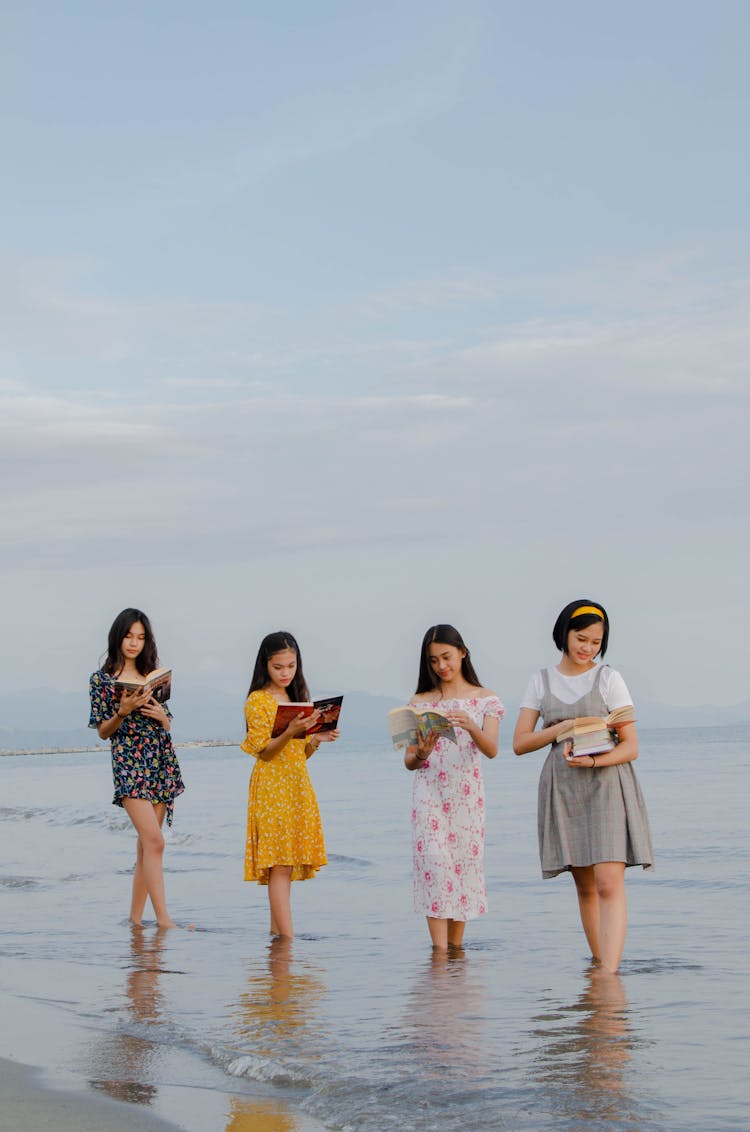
[417,711,457,744]
[113,668,172,703]
[388,707,420,749]
[556,716,606,742]
[309,695,343,734]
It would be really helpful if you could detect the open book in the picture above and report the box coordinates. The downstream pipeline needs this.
[388,706,457,751]
[113,667,172,705]
[557,706,635,758]
[271,695,344,738]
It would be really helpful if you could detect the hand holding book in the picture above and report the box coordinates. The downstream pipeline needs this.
[138,697,171,729]
[271,696,344,739]
[388,706,457,751]
[113,668,172,705]
[280,708,321,739]
[557,707,636,758]
[117,684,153,718]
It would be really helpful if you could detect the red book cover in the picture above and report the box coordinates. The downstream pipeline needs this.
[271,695,344,738]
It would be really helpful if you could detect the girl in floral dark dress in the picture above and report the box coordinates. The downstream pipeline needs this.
[89,608,184,928]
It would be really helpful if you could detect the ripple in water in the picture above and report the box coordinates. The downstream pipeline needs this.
[0,875,42,890]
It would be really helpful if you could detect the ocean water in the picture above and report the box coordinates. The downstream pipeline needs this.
[1,725,748,1131]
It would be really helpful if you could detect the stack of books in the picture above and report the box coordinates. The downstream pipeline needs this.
[557,706,635,758]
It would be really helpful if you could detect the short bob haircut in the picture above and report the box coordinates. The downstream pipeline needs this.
[247,630,310,703]
[102,608,159,677]
[415,624,482,694]
[552,599,609,658]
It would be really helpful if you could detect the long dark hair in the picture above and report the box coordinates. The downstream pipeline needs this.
[552,599,610,658]
[415,624,482,694]
[247,631,310,702]
[102,608,158,677]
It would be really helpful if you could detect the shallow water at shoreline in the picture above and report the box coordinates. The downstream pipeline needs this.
[1,727,749,1130]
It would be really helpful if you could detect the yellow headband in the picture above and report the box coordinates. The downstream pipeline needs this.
[571,605,605,620]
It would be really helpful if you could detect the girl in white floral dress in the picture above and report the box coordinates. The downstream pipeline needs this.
[404,624,504,952]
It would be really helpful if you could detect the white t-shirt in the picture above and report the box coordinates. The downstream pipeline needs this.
[520,665,633,713]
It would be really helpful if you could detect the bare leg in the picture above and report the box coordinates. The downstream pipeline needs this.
[571,865,601,961]
[131,836,147,924]
[268,866,293,938]
[426,917,448,951]
[122,799,175,929]
[594,862,627,973]
[129,803,168,924]
[447,919,466,949]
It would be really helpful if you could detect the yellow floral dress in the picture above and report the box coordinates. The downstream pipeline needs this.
[241,689,327,884]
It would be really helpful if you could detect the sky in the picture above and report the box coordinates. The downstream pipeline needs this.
[2,1,749,712]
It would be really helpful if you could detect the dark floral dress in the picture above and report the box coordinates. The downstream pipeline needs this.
[88,670,185,826]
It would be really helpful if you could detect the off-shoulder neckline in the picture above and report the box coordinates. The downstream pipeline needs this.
[411,692,500,703]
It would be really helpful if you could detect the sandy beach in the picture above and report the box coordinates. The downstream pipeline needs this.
[0,973,327,1132]
[0,1057,183,1132]
[0,1056,326,1132]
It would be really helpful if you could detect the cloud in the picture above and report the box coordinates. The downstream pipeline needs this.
[3,249,748,581]
[160,377,246,390]
[403,290,750,410]
[0,392,174,449]
[355,275,501,318]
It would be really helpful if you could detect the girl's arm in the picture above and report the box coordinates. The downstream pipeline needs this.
[513,708,575,756]
[255,711,321,762]
[306,727,340,758]
[404,731,438,772]
[96,685,152,741]
[444,709,500,759]
[139,697,171,731]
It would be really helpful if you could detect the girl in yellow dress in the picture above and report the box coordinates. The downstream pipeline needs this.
[241,631,338,938]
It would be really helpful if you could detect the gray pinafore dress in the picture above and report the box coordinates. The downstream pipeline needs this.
[537,666,654,878]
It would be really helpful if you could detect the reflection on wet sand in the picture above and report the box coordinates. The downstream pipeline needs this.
[88,925,168,1105]
[529,966,646,1128]
[232,936,326,1056]
[87,930,316,1131]
[225,1095,298,1131]
[222,937,327,1129]
[398,949,489,1079]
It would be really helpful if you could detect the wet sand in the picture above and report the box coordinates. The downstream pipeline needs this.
[0,1057,183,1132]
[0,1052,327,1132]
[0,980,327,1132]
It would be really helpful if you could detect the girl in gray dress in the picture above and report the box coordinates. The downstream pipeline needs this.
[513,601,653,972]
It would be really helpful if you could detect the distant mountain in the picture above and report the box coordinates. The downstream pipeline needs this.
[1,686,747,752]
[169,686,403,744]
[0,688,95,752]
[636,698,750,729]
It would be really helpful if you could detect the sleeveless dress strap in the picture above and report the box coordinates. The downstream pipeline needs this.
[540,668,551,695]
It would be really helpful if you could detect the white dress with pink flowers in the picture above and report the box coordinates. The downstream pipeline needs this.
[410,694,504,921]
